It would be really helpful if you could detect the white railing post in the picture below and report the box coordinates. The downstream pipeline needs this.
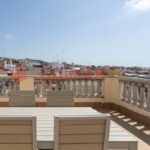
[146,85,150,110]
[138,84,146,108]
[96,80,101,97]
[126,82,132,104]
[72,80,76,96]
[91,80,95,97]
[122,81,127,101]
[84,80,88,97]
[132,83,139,106]
[42,80,46,97]
[2,80,5,96]
[78,81,82,96]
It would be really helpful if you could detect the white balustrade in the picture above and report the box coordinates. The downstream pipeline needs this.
[120,77,150,111]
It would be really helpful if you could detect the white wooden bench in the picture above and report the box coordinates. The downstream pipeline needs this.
[0,107,138,150]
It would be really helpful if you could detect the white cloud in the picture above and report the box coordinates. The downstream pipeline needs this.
[126,0,150,12]
[5,34,16,40]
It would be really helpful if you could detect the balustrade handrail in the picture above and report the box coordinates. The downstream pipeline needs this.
[0,75,105,80]
[119,76,150,84]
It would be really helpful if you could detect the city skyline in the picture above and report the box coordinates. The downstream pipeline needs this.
[0,0,150,67]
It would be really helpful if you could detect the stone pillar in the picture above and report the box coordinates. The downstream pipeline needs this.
[19,77,34,91]
[104,76,120,104]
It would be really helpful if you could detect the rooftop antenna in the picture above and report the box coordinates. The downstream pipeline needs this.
[62,49,64,63]
[56,54,59,63]
[2,48,4,60]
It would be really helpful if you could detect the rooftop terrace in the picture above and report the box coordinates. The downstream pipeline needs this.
[0,75,149,150]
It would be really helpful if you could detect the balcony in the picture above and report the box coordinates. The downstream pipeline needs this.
[0,75,149,150]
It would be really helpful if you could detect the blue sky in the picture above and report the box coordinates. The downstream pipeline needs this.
[0,0,150,67]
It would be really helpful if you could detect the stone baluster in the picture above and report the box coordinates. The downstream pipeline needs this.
[55,82,59,90]
[97,80,101,97]
[37,80,41,96]
[123,82,127,101]
[87,81,91,97]
[132,83,139,106]
[0,80,3,96]
[68,81,71,91]
[49,81,52,90]
[39,81,43,97]
[4,80,9,96]
[138,84,146,108]
[59,81,62,91]
[64,81,67,90]
[122,82,127,101]
[8,80,11,91]
[42,80,46,97]
[126,82,132,104]
[78,81,82,96]
[75,81,78,96]
[61,81,65,91]
[91,80,95,97]
[84,80,88,97]
[11,80,15,90]
[9,80,13,91]
[2,80,5,96]
[69,81,73,91]
[88,81,93,97]
[13,80,17,90]
[58,81,62,90]
[75,81,78,97]
[145,85,150,110]
[15,80,19,90]
[72,80,76,96]
[81,81,84,96]
[65,81,70,91]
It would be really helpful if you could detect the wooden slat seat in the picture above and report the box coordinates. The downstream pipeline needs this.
[54,115,110,150]
[9,90,36,107]
[47,90,74,107]
[0,116,37,150]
